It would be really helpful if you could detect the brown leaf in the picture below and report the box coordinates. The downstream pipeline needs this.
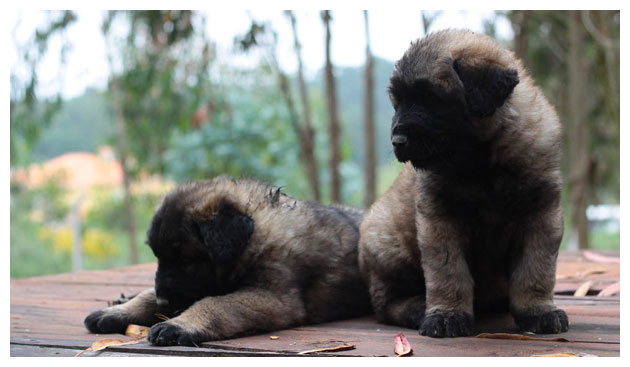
[597,281,620,297]
[394,332,413,356]
[125,324,150,338]
[476,333,569,342]
[583,250,619,263]
[532,352,580,357]
[75,338,144,357]
[576,269,606,278]
[574,280,594,297]
[297,343,355,355]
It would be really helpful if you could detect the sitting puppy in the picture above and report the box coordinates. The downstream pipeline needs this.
[359,29,568,337]
[85,177,371,346]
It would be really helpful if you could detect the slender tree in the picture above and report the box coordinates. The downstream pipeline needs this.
[321,10,342,203]
[362,10,376,207]
[103,26,139,264]
[286,11,321,202]
[511,10,530,67]
[567,11,590,249]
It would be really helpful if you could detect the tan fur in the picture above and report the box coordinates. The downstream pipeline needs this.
[359,29,567,337]
[85,177,370,345]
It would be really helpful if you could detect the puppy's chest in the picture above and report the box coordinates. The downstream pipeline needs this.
[425,171,556,222]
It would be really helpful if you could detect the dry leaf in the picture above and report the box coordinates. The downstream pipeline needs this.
[75,338,144,357]
[125,324,150,338]
[394,332,413,356]
[476,333,569,342]
[532,352,580,357]
[574,280,594,297]
[531,351,600,357]
[297,343,355,355]
[597,281,620,297]
[270,336,279,340]
[583,250,620,263]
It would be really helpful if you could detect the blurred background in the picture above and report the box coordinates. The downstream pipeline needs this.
[9,10,620,278]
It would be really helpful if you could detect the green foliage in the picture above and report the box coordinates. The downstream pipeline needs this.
[10,182,162,278]
[510,11,620,204]
[164,68,306,196]
[31,89,114,160]
[10,10,77,166]
[104,10,213,175]
[10,183,70,278]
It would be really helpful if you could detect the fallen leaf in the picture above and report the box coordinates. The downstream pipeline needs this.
[532,352,597,357]
[297,343,355,355]
[583,250,620,263]
[576,269,606,278]
[597,281,620,297]
[125,324,150,338]
[476,333,569,342]
[394,332,413,356]
[270,336,279,340]
[532,352,580,357]
[574,280,594,297]
[75,338,144,357]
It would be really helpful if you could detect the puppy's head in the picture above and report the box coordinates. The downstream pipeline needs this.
[146,179,254,315]
[388,29,520,170]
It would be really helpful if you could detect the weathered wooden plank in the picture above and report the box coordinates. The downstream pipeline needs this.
[9,252,620,357]
[10,343,161,357]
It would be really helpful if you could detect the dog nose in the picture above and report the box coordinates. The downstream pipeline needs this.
[391,134,408,147]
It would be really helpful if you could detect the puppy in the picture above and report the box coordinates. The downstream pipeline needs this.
[85,177,371,346]
[359,29,567,337]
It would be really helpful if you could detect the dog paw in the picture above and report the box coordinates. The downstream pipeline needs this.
[513,308,569,334]
[419,309,474,338]
[148,320,206,347]
[84,309,130,334]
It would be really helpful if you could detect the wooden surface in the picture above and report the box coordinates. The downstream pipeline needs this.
[10,251,620,357]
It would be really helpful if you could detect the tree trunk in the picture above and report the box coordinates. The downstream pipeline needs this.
[286,11,321,202]
[104,25,139,265]
[567,11,590,250]
[511,10,530,66]
[321,10,342,203]
[111,77,139,264]
[363,10,377,208]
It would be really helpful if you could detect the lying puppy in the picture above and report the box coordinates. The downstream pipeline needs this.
[359,29,568,337]
[85,177,371,346]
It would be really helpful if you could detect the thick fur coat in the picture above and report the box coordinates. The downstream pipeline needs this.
[85,177,371,346]
[359,29,567,337]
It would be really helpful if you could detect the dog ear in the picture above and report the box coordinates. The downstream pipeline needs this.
[453,59,519,118]
[193,201,254,264]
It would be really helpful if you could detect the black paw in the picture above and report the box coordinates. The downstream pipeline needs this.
[148,321,205,347]
[84,309,130,334]
[419,310,474,338]
[513,308,569,334]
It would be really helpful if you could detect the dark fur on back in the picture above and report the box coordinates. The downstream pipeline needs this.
[85,177,371,346]
[360,29,567,338]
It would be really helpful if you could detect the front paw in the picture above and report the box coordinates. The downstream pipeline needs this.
[84,309,130,334]
[513,308,569,334]
[419,309,474,338]
[148,320,206,347]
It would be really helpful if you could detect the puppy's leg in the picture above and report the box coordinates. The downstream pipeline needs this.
[368,273,426,329]
[418,219,474,337]
[148,288,306,346]
[85,288,161,334]
[509,207,568,334]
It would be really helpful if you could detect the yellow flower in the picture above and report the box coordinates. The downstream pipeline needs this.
[82,229,119,259]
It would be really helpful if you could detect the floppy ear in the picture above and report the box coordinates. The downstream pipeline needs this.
[194,202,254,264]
[453,59,519,118]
